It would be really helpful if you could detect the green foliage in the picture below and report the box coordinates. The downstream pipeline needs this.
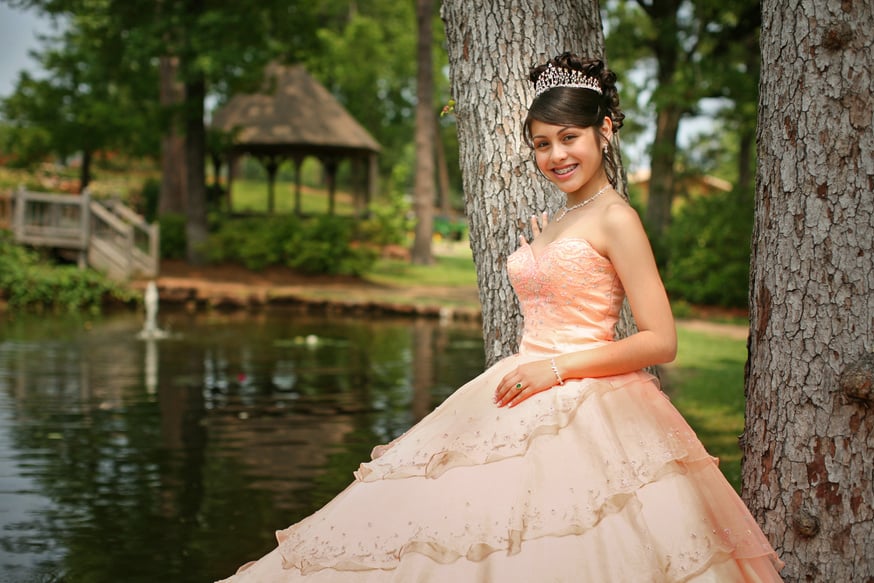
[433,216,467,241]
[305,1,419,181]
[207,216,297,270]
[0,121,53,168]
[0,10,160,178]
[0,231,134,312]
[207,215,377,276]
[359,192,414,246]
[140,177,161,222]
[664,188,753,308]
[158,213,187,260]
[285,216,376,276]
[605,0,761,244]
[4,0,460,222]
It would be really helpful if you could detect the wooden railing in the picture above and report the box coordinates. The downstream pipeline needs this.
[0,191,12,230]
[7,187,160,280]
[99,200,160,278]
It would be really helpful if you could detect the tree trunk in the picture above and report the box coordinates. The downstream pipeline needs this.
[737,125,754,195]
[411,0,435,265]
[79,149,92,193]
[158,55,187,216]
[743,1,874,580]
[645,102,681,248]
[637,0,682,253]
[442,0,605,365]
[184,72,208,265]
[435,117,452,217]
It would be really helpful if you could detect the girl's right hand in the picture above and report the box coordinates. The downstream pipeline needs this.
[520,211,549,245]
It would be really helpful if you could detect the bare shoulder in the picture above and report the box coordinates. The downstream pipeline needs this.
[600,199,647,245]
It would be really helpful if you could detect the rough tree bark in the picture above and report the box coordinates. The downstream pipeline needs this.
[646,102,681,243]
[411,0,436,265]
[743,1,874,580]
[441,0,605,365]
[435,118,452,217]
[158,55,187,216]
[184,71,208,265]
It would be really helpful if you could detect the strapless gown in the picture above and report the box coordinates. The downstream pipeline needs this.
[218,238,784,582]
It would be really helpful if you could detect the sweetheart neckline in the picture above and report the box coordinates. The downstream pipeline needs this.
[521,237,610,264]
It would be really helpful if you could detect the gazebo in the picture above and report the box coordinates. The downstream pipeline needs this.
[211,63,381,216]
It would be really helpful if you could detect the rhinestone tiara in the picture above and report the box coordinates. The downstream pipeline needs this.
[533,63,602,98]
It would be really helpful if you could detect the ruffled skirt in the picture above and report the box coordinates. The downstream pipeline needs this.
[218,354,783,582]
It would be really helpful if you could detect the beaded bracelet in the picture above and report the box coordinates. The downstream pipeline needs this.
[550,358,564,385]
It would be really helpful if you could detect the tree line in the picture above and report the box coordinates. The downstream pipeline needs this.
[0,0,440,263]
[2,0,757,278]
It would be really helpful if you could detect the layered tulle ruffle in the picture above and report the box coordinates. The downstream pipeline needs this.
[221,354,783,582]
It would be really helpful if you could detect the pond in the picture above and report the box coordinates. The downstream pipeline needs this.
[0,309,485,583]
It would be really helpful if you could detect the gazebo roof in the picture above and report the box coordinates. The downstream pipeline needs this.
[211,63,380,156]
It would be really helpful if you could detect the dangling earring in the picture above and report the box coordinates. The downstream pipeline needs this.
[602,143,609,155]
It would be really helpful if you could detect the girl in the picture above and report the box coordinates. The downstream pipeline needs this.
[219,53,784,583]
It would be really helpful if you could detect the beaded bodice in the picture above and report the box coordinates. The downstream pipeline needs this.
[507,238,624,357]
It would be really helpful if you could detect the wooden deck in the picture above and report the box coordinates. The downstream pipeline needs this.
[1,187,159,280]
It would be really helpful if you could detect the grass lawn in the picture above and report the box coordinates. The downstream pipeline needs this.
[365,241,479,288]
[229,179,358,215]
[665,326,748,491]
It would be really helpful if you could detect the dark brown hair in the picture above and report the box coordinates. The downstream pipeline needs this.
[523,53,625,186]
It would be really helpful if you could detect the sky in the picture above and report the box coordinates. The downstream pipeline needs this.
[0,4,54,99]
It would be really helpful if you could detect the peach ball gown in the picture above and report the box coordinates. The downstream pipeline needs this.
[219,238,784,582]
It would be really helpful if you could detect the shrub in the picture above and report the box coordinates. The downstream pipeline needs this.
[206,214,376,276]
[0,231,135,312]
[159,213,187,260]
[285,215,376,276]
[140,178,161,222]
[664,188,753,308]
[208,215,300,270]
[359,192,414,246]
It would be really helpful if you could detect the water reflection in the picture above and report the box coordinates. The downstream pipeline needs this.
[0,310,484,582]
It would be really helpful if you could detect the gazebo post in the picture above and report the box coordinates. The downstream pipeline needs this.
[323,157,338,215]
[293,155,304,217]
[226,152,238,213]
[349,158,360,217]
[261,155,280,215]
[367,152,378,211]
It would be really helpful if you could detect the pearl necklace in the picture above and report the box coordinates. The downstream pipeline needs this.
[555,184,610,222]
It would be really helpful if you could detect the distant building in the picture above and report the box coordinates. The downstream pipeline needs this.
[627,168,732,209]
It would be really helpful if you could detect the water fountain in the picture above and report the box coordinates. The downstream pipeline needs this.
[137,281,169,340]
[138,280,168,395]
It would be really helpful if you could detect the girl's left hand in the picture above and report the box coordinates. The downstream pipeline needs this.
[495,360,557,408]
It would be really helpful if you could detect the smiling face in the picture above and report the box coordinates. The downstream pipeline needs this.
[530,118,612,200]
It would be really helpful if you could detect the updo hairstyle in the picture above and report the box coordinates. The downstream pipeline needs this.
[523,53,625,187]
